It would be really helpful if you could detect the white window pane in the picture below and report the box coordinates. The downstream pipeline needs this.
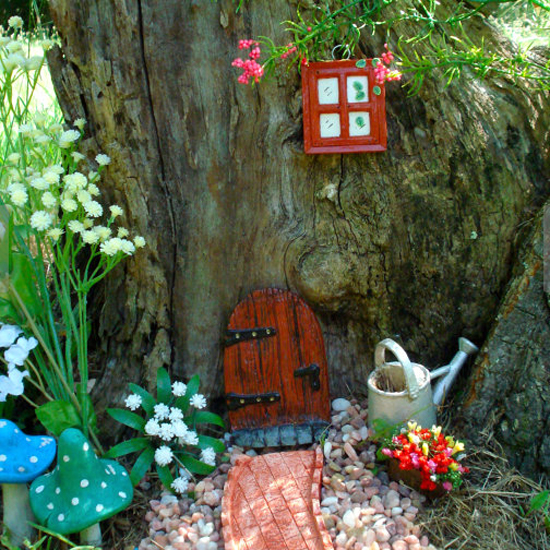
[317,78,339,104]
[319,113,341,138]
[349,112,370,136]
[347,76,369,103]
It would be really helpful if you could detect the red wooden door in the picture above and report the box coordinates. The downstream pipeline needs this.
[224,288,330,447]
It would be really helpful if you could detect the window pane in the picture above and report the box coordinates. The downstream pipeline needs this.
[347,76,369,103]
[349,112,370,136]
[319,113,341,137]
[317,78,339,104]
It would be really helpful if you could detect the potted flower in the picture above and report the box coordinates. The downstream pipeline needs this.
[377,421,469,496]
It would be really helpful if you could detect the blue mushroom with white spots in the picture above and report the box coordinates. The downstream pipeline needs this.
[0,419,56,546]
[29,428,133,547]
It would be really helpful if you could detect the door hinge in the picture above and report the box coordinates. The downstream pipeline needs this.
[225,392,281,410]
[224,327,276,347]
[294,363,321,391]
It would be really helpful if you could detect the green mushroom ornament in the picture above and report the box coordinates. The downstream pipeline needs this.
[30,428,133,547]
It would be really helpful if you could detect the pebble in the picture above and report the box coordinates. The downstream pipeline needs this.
[138,398,434,550]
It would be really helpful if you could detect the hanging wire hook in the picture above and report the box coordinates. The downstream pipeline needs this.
[331,44,352,60]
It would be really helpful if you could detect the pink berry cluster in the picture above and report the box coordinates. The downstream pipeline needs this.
[374,43,402,85]
[280,42,297,59]
[232,39,264,84]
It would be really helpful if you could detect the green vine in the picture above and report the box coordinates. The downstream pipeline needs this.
[238,0,550,93]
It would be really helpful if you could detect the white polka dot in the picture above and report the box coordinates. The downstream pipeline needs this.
[30,456,38,463]
[0,421,6,428]
[80,479,89,488]
[105,468,110,475]
[63,455,70,462]
[35,485,44,494]
[96,504,104,512]
[101,482,107,489]
[18,466,25,472]
[118,491,127,499]
[121,471,127,476]
[55,487,61,494]
[83,443,89,451]
[57,514,64,522]
[47,503,54,510]
[0,468,3,472]
[0,455,6,462]
[14,429,19,433]
[71,497,79,505]
[25,437,31,442]
[109,465,116,475]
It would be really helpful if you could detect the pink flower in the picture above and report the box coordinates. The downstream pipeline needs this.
[442,481,453,491]
[381,448,393,457]
[233,40,264,84]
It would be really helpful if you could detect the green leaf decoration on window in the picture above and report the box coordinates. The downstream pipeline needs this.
[355,59,367,68]
[353,81,363,91]
[373,86,382,95]
[355,116,366,128]
[356,91,366,101]
[372,58,380,67]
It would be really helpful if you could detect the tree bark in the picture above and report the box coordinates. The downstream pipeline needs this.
[46,0,550,450]
[461,201,550,476]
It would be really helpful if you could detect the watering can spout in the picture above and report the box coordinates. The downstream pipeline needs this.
[432,337,478,407]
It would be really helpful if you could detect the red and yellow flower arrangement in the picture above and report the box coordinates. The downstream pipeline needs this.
[379,422,469,492]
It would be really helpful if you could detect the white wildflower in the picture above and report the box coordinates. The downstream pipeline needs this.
[0,325,22,348]
[68,220,85,233]
[153,403,170,420]
[30,211,52,231]
[158,423,174,442]
[40,39,54,51]
[200,447,216,466]
[0,37,11,47]
[87,183,100,196]
[3,53,24,73]
[95,154,111,166]
[82,230,99,245]
[50,164,65,175]
[172,381,187,397]
[76,190,92,204]
[94,226,111,241]
[109,205,123,218]
[183,430,199,446]
[46,228,64,242]
[0,368,29,402]
[7,182,24,193]
[59,129,81,148]
[171,476,189,494]
[84,200,103,218]
[8,16,23,29]
[4,336,38,366]
[124,393,142,411]
[30,177,49,190]
[82,218,94,229]
[134,235,146,248]
[61,198,78,212]
[41,191,57,209]
[100,237,122,256]
[88,170,98,182]
[190,394,207,410]
[72,152,86,163]
[154,445,173,467]
[73,118,86,131]
[63,172,87,191]
[117,227,129,238]
[18,124,33,136]
[10,189,28,207]
[120,239,135,255]
[168,407,183,422]
[144,418,160,436]
[42,170,60,185]
[6,41,22,53]
[23,56,42,71]
[171,420,188,438]
[6,153,20,164]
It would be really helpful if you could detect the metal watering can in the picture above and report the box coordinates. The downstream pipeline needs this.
[367,337,478,430]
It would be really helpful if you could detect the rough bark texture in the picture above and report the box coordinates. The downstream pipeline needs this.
[461,202,550,476]
[47,0,550,460]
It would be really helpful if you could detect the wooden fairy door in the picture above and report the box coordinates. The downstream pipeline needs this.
[224,288,331,447]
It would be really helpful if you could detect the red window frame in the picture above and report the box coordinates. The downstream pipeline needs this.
[302,60,387,154]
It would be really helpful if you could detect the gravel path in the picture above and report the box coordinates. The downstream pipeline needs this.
[138,398,438,550]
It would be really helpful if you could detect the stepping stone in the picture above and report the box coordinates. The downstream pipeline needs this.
[222,449,334,550]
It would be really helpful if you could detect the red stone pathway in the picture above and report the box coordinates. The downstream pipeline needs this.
[221,449,333,550]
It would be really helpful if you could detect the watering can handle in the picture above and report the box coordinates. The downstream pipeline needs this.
[374,339,420,400]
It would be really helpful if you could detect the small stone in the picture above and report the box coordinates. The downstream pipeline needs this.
[350,491,368,503]
[384,490,401,509]
[391,507,403,516]
[392,540,408,550]
[420,536,429,547]
[376,527,391,542]
[332,398,352,411]
[322,496,339,506]
[343,509,357,528]
[344,442,359,462]
[324,441,333,459]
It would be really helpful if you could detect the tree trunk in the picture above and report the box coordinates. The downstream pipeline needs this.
[461,201,550,476]
[47,1,549,451]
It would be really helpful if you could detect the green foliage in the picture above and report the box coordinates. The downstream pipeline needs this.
[529,489,550,531]
[105,368,225,495]
[1,527,98,550]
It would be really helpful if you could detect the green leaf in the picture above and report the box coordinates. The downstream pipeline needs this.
[36,400,82,436]
[128,383,156,415]
[156,367,172,404]
[198,435,225,454]
[103,437,151,459]
[156,464,174,492]
[191,411,226,429]
[352,81,363,91]
[373,85,382,96]
[530,490,550,511]
[179,454,216,476]
[371,57,380,67]
[355,59,367,68]
[355,91,366,101]
[106,408,146,432]
[130,447,155,486]
[355,116,365,128]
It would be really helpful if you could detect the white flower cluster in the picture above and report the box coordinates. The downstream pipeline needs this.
[0,119,146,257]
[0,323,38,401]
[0,20,46,75]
